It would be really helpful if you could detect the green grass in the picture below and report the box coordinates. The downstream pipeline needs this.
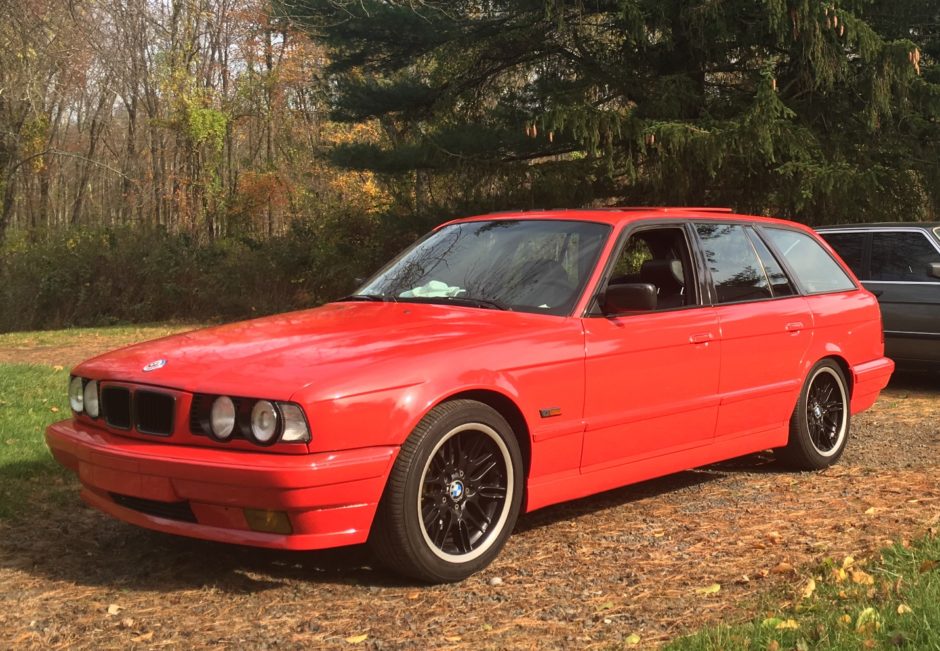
[667,535,940,650]
[0,323,196,348]
[0,363,71,517]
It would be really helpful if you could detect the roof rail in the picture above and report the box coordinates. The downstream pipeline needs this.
[599,206,733,213]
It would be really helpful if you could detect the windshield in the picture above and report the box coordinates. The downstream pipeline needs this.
[353,219,611,315]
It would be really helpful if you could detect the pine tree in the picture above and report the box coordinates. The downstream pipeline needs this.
[287,0,940,223]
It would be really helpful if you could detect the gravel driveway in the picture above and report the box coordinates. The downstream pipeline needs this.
[0,362,937,649]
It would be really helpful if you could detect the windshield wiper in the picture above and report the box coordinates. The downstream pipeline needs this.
[337,293,394,302]
[455,296,511,311]
[400,295,511,311]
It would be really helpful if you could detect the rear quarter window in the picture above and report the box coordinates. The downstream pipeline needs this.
[763,228,856,294]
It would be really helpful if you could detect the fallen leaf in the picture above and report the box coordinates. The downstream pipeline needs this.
[771,562,794,575]
[625,633,641,646]
[345,634,368,644]
[851,569,875,585]
[767,640,780,651]
[696,583,721,595]
[919,560,939,573]
[855,607,881,633]
[106,604,122,616]
[407,591,420,600]
[839,614,852,625]
[864,507,877,515]
[50,406,59,413]
[832,567,848,583]
[842,555,855,569]
[53,365,64,372]
[802,578,816,599]
[897,604,912,615]
[776,619,799,630]
[131,632,154,643]
[761,618,783,629]
[596,601,614,612]
[444,636,462,642]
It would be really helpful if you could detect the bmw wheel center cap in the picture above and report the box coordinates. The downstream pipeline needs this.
[448,480,465,501]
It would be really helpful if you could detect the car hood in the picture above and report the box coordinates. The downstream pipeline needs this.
[75,302,571,401]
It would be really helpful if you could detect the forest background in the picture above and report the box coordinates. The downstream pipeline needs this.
[1,0,937,332]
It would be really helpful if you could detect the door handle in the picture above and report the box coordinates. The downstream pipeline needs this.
[785,321,804,333]
[689,332,714,344]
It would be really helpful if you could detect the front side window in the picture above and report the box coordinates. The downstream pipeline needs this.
[763,228,856,293]
[821,232,867,278]
[356,219,611,315]
[695,223,771,303]
[870,231,940,282]
[608,226,696,309]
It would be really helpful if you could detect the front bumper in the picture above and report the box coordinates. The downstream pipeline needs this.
[46,419,397,550]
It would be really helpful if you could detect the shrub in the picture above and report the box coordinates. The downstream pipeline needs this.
[0,214,396,332]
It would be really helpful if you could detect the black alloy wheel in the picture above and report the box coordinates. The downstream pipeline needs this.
[369,400,523,583]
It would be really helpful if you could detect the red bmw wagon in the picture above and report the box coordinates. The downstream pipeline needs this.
[46,208,894,582]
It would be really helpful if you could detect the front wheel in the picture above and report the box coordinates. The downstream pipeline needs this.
[369,400,523,583]
[779,360,851,470]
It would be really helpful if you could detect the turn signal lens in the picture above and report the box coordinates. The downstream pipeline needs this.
[83,380,100,418]
[278,403,310,443]
[68,376,84,413]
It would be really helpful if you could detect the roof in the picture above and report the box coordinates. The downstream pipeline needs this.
[441,207,800,229]
[817,222,940,230]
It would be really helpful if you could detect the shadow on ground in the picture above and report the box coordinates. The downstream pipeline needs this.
[0,454,779,593]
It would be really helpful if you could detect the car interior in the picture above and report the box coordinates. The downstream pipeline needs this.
[607,227,696,310]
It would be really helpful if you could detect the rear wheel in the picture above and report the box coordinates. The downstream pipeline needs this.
[779,360,850,470]
[369,400,523,582]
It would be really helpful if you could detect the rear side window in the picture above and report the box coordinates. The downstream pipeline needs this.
[821,232,866,278]
[695,224,771,303]
[870,231,940,282]
[763,228,856,293]
[747,229,796,297]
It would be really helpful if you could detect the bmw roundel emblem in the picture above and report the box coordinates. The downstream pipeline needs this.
[448,480,464,501]
[142,358,167,372]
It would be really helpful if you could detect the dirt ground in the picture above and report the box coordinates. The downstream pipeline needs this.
[1,338,938,648]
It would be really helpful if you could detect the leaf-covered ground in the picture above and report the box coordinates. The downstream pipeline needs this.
[0,329,937,649]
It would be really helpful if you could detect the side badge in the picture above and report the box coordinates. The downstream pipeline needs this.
[539,407,562,418]
[143,359,167,372]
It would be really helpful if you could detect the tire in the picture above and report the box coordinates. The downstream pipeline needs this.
[369,400,524,583]
[779,359,851,470]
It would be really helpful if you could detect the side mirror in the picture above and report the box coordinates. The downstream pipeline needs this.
[601,283,657,315]
[929,263,940,280]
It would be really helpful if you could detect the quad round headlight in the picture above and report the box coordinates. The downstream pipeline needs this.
[210,396,236,440]
[250,400,279,444]
[69,376,84,413]
[83,380,100,418]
